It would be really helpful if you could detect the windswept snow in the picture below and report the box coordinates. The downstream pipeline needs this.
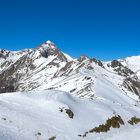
[125,56,140,72]
[0,90,139,140]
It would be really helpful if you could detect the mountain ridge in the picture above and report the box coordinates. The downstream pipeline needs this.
[0,40,140,101]
[0,41,140,140]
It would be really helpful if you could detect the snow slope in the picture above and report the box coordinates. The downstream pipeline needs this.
[0,90,140,140]
[105,125,140,140]
[122,56,140,72]
[119,56,140,78]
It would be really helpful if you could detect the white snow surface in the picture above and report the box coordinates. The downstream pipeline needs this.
[0,90,140,140]
[124,56,140,72]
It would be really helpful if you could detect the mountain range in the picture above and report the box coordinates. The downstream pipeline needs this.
[0,40,140,140]
[0,40,140,99]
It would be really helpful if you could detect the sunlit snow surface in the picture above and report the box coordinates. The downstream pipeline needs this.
[1,44,140,140]
[0,90,140,140]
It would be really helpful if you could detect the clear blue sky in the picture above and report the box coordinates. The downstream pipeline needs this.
[0,0,140,60]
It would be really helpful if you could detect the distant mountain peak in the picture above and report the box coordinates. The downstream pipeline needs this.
[40,40,56,50]
[46,40,54,44]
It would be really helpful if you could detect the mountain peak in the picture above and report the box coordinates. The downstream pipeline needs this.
[35,40,70,62]
[46,40,53,44]
[40,40,56,50]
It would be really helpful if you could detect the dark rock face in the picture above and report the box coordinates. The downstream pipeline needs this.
[78,56,104,68]
[0,53,36,93]
[0,50,10,59]
[0,85,15,93]
[123,77,140,98]
[0,64,17,93]
[39,43,68,62]
[107,60,140,98]
[79,115,124,137]
[49,136,56,140]
[91,58,104,68]
[65,109,74,119]
[110,60,122,68]
[55,61,74,77]
[89,115,124,133]
[128,117,140,125]
[109,60,134,77]
[59,61,73,72]
[59,107,74,119]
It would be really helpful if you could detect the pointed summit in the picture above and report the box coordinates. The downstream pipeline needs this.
[46,40,53,44]
[36,40,69,62]
[38,40,59,57]
[40,40,56,50]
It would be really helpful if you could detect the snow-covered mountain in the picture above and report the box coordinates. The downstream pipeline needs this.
[0,40,140,100]
[0,40,140,140]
